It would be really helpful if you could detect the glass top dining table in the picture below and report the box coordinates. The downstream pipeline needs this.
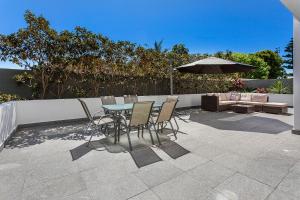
[102,103,162,111]
[101,102,162,144]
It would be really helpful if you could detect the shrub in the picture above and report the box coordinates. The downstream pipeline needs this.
[231,78,245,91]
[256,88,268,93]
[0,92,23,104]
[269,80,289,94]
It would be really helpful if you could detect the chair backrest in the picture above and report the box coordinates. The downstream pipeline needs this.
[101,96,116,105]
[130,101,154,127]
[156,100,178,123]
[124,95,138,104]
[166,95,179,102]
[78,99,93,121]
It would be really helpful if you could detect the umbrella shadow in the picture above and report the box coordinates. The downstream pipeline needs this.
[189,110,293,134]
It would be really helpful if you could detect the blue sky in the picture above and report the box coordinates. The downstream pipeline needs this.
[0,0,293,71]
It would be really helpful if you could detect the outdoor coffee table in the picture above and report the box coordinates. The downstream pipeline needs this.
[231,104,255,114]
[102,103,162,143]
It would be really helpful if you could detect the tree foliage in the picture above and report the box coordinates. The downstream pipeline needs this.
[231,53,270,79]
[0,11,288,99]
[255,50,284,79]
[283,38,293,70]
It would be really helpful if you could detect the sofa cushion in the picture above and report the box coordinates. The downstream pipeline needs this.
[251,94,268,103]
[244,101,265,106]
[240,93,252,101]
[229,93,241,101]
[219,101,236,105]
[264,102,288,108]
[219,93,228,101]
[236,101,251,104]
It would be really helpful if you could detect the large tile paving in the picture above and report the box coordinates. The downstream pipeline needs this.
[186,161,236,188]
[215,173,273,200]
[0,108,299,199]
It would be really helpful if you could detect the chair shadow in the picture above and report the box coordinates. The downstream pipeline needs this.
[5,109,191,161]
[5,122,113,149]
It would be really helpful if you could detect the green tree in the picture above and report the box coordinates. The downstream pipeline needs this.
[0,10,58,98]
[283,38,293,69]
[231,53,270,79]
[214,50,233,60]
[255,50,284,79]
[153,40,163,52]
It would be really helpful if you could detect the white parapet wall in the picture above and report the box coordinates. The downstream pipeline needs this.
[16,94,203,125]
[268,94,293,107]
[0,93,295,149]
[0,102,17,148]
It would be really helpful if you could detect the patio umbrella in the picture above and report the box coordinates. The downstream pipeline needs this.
[175,57,254,74]
[169,57,254,94]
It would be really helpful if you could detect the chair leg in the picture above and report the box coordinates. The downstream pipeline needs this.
[152,124,161,145]
[104,124,108,135]
[117,119,121,142]
[85,123,91,135]
[173,117,179,133]
[137,127,140,137]
[141,126,144,137]
[126,128,133,151]
[114,123,118,144]
[160,123,163,133]
[87,125,95,147]
[148,127,155,145]
[169,121,177,140]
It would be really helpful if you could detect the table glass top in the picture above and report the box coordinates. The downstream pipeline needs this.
[102,103,162,111]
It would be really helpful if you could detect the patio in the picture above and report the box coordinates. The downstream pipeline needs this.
[1,108,299,200]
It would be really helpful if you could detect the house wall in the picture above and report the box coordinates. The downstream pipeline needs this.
[242,79,293,92]
[293,18,300,131]
[0,68,32,98]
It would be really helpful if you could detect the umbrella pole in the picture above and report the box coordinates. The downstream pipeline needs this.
[170,65,173,95]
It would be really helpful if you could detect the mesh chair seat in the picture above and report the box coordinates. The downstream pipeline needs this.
[121,101,161,151]
[151,100,178,139]
[78,98,115,147]
[124,95,138,104]
[101,96,116,105]
[166,96,179,102]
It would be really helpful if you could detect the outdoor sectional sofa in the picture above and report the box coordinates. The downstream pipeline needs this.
[201,92,288,114]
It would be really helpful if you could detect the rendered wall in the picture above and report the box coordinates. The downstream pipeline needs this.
[16,94,203,125]
[293,18,300,130]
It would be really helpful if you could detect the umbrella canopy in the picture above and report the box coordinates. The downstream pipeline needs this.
[175,57,254,74]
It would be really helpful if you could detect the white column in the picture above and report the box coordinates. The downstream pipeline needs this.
[293,17,300,133]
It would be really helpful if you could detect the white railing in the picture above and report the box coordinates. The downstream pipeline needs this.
[0,102,17,148]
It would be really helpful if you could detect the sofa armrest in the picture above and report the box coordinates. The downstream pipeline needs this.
[201,95,219,111]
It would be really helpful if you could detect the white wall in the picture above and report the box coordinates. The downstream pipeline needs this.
[268,94,293,107]
[294,18,300,130]
[0,102,17,148]
[15,93,294,125]
[0,93,295,148]
[16,94,203,125]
